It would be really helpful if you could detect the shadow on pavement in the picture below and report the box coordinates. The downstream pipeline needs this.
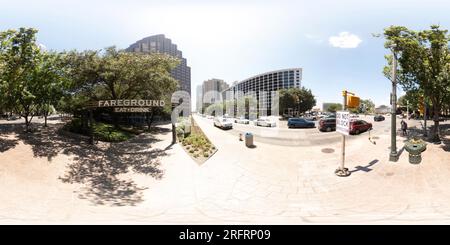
[0,122,170,206]
[350,159,379,174]
[0,124,21,152]
[440,124,450,152]
[406,123,450,151]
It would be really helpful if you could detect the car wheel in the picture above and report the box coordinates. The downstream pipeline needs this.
[355,129,360,134]
[326,127,331,132]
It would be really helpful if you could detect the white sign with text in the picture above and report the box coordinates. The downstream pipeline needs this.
[336,111,350,135]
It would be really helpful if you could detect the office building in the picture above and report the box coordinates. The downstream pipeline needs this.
[202,79,229,105]
[126,34,191,96]
[222,68,302,116]
[196,85,203,113]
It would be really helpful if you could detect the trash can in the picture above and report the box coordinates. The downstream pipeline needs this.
[245,133,253,147]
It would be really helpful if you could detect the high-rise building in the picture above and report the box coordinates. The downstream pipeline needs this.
[222,68,302,116]
[196,85,203,113]
[126,34,191,96]
[202,79,229,105]
[196,79,229,114]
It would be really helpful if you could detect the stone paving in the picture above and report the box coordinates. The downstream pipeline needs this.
[0,116,449,224]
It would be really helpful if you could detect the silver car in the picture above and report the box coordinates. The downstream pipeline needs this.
[255,118,276,127]
[214,117,233,129]
[235,117,250,124]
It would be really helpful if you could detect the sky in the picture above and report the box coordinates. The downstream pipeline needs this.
[1,0,450,109]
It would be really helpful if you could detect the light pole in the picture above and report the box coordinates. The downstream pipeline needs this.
[423,102,427,137]
[389,49,399,162]
[171,103,177,144]
[406,100,409,120]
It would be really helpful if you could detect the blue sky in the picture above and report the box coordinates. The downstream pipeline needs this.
[1,0,449,108]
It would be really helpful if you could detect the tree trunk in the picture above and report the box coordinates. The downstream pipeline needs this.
[44,111,48,127]
[24,115,30,132]
[146,110,154,131]
[430,105,441,142]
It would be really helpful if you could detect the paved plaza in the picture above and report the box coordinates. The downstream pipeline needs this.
[0,116,449,224]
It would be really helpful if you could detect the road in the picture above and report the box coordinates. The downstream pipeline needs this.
[196,115,418,146]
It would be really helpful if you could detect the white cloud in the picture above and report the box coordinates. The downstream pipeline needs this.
[328,32,362,48]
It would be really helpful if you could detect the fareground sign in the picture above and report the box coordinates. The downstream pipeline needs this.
[95,99,165,113]
[97,99,165,107]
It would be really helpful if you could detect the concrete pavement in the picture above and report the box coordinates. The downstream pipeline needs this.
[0,116,449,224]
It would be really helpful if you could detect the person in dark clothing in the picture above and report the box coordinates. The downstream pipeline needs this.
[401,120,408,136]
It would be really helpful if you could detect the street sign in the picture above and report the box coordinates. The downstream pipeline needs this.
[336,111,350,135]
[346,95,360,108]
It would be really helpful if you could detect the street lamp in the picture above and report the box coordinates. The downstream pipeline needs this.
[406,100,409,120]
[389,47,399,162]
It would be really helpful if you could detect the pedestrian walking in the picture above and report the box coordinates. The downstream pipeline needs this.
[401,119,408,136]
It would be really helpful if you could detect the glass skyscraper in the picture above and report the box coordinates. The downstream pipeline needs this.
[126,34,191,96]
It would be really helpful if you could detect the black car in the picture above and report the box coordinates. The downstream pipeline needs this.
[287,118,315,128]
[374,115,385,121]
[318,118,336,132]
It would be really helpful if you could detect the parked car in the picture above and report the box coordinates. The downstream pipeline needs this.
[349,120,372,135]
[318,117,336,132]
[213,117,233,129]
[374,115,385,121]
[234,117,250,124]
[287,118,315,128]
[255,117,276,127]
[6,115,20,121]
[304,115,317,121]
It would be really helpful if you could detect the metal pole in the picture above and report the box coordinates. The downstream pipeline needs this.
[336,90,350,177]
[172,103,177,144]
[389,51,399,162]
[424,102,427,137]
[340,92,347,171]
[406,100,409,120]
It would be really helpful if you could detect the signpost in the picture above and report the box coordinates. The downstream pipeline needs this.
[335,90,359,177]
[336,111,350,135]
[336,110,350,177]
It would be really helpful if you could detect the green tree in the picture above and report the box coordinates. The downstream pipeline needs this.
[327,103,343,113]
[34,51,67,127]
[63,47,180,128]
[383,25,450,142]
[0,28,41,132]
[279,87,316,116]
[359,99,375,114]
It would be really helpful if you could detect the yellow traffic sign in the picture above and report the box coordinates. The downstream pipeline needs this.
[347,95,360,109]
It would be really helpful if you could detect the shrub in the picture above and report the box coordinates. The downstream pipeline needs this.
[63,119,133,142]
[194,153,199,158]
[203,152,209,157]
[189,149,195,153]
[93,123,133,142]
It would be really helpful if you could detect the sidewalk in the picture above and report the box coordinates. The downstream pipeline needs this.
[191,115,450,224]
[1,119,450,224]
